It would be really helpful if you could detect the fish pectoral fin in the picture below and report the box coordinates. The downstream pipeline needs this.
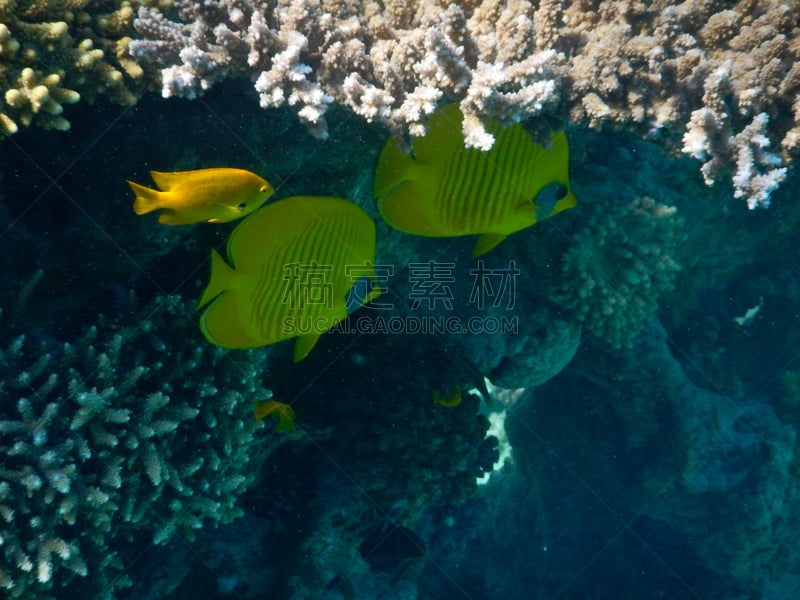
[293,333,322,362]
[473,233,507,257]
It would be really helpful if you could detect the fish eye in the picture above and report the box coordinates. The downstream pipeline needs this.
[259,185,268,193]
[236,202,247,212]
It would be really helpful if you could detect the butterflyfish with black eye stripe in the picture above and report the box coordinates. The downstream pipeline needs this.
[127,168,274,225]
[374,104,577,256]
[197,196,382,362]
[254,399,296,432]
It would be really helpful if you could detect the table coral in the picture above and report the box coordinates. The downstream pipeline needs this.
[0,295,274,598]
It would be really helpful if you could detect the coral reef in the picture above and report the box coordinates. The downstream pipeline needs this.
[288,331,498,514]
[1,30,797,595]
[487,309,581,389]
[0,0,165,134]
[584,322,800,590]
[129,0,799,207]
[562,0,799,208]
[0,295,274,598]
[433,320,800,598]
[129,0,559,144]
[549,196,684,348]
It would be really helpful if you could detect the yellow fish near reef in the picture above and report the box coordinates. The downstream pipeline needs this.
[127,168,274,225]
[254,399,296,432]
[433,385,462,408]
[374,104,577,256]
[197,196,382,362]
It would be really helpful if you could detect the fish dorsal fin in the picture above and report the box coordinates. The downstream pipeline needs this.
[373,105,463,201]
[149,170,189,191]
[374,137,414,201]
[376,108,471,238]
[473,233,507,257]
[374,130,450,237]
[377,180,450,236]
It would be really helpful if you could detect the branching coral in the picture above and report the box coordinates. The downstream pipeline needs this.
[128,0,799,208]
[129,0,560,144]
[0,0,165,134]
[0,294,274,598]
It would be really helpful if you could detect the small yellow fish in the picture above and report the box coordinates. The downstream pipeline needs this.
[197,196,382,361]
[433,385,462,407]
[374,104,577,256]
[127,167,274,225]
[254,399,296,432]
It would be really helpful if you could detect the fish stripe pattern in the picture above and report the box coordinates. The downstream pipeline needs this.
[374,103,577,256]
[198,196,379,360]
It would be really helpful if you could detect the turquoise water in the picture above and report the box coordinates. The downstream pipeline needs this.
[1,80,799,599]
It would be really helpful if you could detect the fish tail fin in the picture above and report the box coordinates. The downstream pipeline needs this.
[375,140,441,234]
[550,131,578,214]
[127,180,162,215]
[374,137,416,200]
[198,249,236,308]
[531,131,577,216]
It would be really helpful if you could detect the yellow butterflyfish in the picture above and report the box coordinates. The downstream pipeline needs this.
[197,196,382,361]
[374,104,577,256]
[127,167,274,225]
[433,385,462,407]
[254,399,296,432]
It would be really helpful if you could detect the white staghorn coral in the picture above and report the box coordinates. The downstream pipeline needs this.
[129,0,799,208]
[130,0,560,144]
